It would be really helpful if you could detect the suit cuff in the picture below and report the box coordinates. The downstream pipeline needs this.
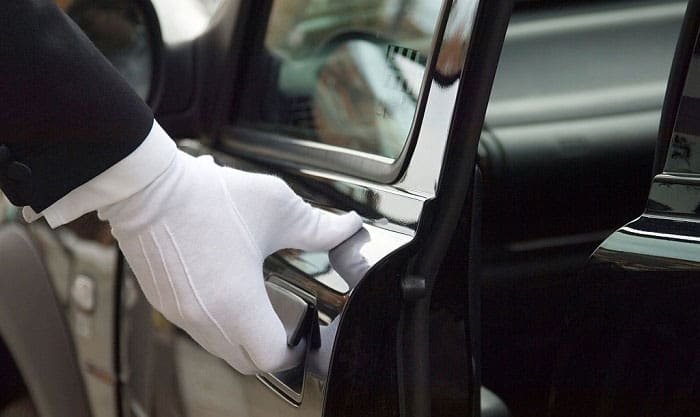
[23,120,177,228]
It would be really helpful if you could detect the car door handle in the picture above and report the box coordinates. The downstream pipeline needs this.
[259,280,321,405]
[265,279,320,348]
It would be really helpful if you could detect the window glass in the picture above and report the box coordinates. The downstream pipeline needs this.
[236,0,442,159]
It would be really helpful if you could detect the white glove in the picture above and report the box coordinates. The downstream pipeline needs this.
[97,150,362,374]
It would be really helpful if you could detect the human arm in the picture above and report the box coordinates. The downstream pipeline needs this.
[0,0,362,374]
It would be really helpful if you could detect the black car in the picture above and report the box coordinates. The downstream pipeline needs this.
[1,0,699,416]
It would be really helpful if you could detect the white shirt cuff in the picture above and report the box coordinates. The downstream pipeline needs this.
[23,120,177,228]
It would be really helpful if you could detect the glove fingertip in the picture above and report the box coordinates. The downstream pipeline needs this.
[276,208,363,253]
[318,210,364,249]
[342,211,364,234]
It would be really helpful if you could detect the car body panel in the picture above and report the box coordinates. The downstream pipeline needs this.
[545,1,700,415]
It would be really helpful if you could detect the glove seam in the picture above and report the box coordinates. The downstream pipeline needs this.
[151,228,185,322]
[138,233,164,311]
[218,171,264,260]
[163,222,237,347]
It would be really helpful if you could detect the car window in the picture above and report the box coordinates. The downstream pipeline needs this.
[235,0,442,159]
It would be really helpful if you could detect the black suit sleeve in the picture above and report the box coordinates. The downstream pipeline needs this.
[0,0,154,212]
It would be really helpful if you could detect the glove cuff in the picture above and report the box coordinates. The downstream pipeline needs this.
[23,120,177,228]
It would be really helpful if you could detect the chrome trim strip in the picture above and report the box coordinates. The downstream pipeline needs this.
[620,225,700,243]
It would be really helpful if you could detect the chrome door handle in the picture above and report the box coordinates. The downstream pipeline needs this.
[265,279,321,348]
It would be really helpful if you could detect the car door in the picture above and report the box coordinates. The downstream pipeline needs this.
[544,0,700,415]
[118,0,511,416]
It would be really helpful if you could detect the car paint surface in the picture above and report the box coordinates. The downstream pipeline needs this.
[543,6,700,415]
[594,23,700,271]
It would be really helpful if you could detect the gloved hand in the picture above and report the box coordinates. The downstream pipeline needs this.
[97,150,362,374]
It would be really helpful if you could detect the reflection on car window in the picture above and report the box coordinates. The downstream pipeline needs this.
[236,0,441,159]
